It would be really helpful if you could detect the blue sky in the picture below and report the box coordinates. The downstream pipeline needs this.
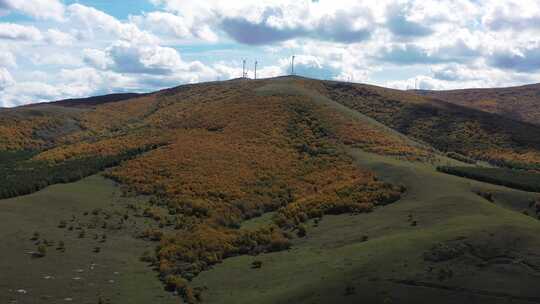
[64,0,155,19]
[1,0,540,107]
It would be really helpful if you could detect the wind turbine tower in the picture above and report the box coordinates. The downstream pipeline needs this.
[291,55,295,75]
[254,61,258,80]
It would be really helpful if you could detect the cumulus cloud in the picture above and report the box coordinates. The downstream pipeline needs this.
[67,4,158,45]
[386,3,433,38]
[0,51,16,67]
[483,1,540,32]
[132,12,218,42]
[83,49,113,70]
[89,42,184,75]
[377,44,444,64]
[151,0,375,45]
[0,0,64,21]
[0,67,14,90]
[489,43,540,72]
[220,6,374,44]
[31,52,82,66]
[0,23,42,41]
[45,29,74,46]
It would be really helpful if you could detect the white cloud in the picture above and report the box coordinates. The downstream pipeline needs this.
[0,0,64,21]
[483,1,540,32]
[45,29,74,46]
[67,4,158,45]
[103,42,184,74]
[132,12,218,42]
[150,0,378,44]
[0,23,42,41]
[1,81,62,107]
[83,49,113,70]
[0,67,14,90]
[0,51,16,67]
[31,52,82,66]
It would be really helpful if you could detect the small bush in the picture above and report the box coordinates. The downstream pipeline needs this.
[34,244,47,258]
[164,275,188,292]
[251,260,263,269]
[475,191,493,202]
[296,224,307,237]
[269,232,291,251]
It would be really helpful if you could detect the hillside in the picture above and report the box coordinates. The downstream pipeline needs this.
[1,76,540,304]
[317,80,540,170]
[414,83,540,126]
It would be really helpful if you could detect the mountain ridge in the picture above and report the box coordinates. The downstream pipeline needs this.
[413,83,540,126]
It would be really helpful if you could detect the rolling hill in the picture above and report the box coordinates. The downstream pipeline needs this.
[1,76,539,304]
[414,83,540,127]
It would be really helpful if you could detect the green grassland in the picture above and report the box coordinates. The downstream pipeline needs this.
[0,175,176,304]
[192,150,540,304]
[3,151,538,304]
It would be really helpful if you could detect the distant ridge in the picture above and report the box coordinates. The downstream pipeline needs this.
[412,83,540,126]
[25,92,144,108]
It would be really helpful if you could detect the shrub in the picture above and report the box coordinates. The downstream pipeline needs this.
[164,275,188,292]
[475,191,493,202]
[269,231,291,251]
[251,260,263,269]
[34,244,47,258]
[296,224,307,237]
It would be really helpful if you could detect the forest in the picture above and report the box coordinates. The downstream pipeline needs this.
[0,145,160,199]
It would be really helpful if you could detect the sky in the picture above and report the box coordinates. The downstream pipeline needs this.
[1,0,540,107]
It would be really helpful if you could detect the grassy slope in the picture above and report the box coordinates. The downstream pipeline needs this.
[0,175,176,304]
[414,83,540,126]
[193,150,540,304]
